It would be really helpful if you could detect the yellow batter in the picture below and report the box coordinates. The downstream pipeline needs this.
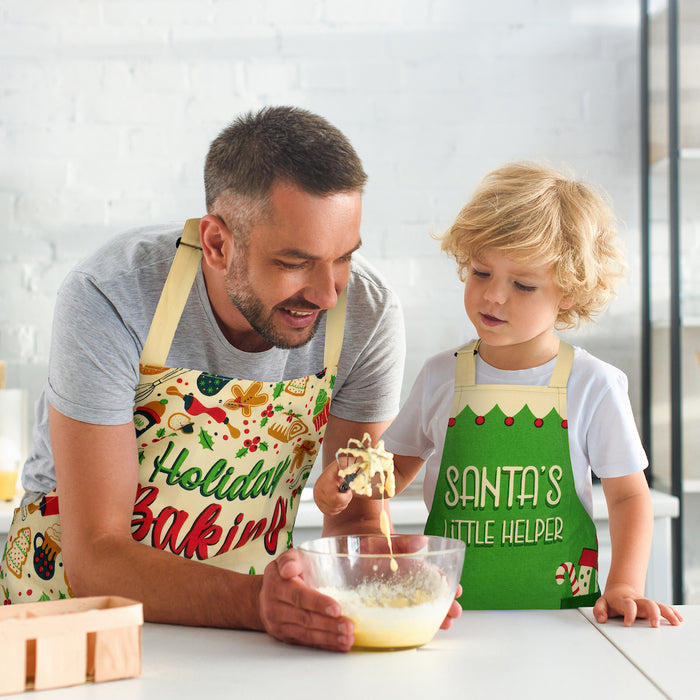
[319,567,452,649]
[336,434,397,570]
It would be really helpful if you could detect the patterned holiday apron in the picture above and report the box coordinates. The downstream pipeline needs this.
[424,340,600,610]
[1,219,346,604]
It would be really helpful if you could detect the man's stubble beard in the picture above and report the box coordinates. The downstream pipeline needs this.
[224,265,325,350]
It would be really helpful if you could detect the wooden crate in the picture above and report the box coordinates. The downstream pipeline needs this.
[0,596,143,695]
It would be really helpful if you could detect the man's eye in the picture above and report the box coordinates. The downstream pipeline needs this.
[277,260,307,270]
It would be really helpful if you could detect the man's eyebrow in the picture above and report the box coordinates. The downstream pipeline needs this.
[274,240,362,260]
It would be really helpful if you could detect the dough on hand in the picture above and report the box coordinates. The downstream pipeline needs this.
[336,433,395,498]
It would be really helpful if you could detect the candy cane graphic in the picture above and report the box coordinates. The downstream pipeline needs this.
[555,561,580,596]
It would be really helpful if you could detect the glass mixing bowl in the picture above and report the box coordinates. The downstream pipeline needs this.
[298,534,465,650]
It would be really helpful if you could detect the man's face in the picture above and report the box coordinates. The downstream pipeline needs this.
[224,182,362,349]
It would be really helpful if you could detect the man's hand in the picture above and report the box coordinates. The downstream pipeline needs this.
[593,583,683,628]
[259,548,355,651]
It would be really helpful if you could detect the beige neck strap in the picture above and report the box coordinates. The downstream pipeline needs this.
[140,219,348,370]
[457,339,574,388]
[323,288,347,369]
[140,219,203,368]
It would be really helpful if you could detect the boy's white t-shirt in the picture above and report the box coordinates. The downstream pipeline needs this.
[381,343,648,519]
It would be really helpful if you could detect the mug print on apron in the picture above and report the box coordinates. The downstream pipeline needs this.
[424,340,600,610]
[1,219,347,603]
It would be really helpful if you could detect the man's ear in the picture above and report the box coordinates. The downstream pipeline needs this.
[199,214,230,271]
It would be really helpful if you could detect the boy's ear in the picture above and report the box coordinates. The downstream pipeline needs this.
[559,297,575,311]
[199,214,231,271]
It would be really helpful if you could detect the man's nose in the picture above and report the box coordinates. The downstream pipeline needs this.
[305,266,340,309]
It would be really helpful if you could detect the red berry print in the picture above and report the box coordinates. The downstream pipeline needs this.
[244,436,261,452]
[448,417,456,427]
[561,420,568,429]
[504,416,514,426]
[475,416,485,425]
[534,418,544,428]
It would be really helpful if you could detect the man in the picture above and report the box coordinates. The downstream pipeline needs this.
[1,107,405,652]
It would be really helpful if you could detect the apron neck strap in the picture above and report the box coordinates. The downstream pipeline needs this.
[456,340,480,386]
[456,338,574,388]
[323,288,347,369]
[140,219,203,368]
[140,219,348,370]
[548,340,574,388]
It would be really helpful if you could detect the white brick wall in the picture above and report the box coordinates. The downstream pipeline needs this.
[0,0,642,431]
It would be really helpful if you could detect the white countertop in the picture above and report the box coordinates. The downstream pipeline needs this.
[3,606,695,699]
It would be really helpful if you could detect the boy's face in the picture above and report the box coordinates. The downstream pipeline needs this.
[463,251,572,368]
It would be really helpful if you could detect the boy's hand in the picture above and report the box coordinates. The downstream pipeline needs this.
[313,460,354,516]
[439,585,463,630]
[593,583,684,627]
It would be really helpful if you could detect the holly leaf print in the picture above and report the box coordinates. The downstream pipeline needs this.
[156,427,166,438]
[313,389,328,416]
[258,441,269,452]
[249,566,256,575]
[236,447,249,458]
[138,449,145,465]
[272,381,285,399]
[260,416,268,427]
[329,374,336,390]
[199,428,215,450]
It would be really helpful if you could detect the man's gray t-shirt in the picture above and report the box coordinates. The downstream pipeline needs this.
[23,223,405,495]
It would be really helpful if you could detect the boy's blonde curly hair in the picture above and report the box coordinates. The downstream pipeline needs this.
[440,162,627,329]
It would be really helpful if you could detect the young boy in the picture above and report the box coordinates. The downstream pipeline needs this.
[314,162,682,627]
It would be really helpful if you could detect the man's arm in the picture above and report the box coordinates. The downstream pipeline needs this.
[50,406,354,650]
[318,413,393,536]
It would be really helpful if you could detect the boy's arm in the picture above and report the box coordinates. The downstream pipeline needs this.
[313,423,424,519]
[317,414,392,535]
[595,472,682,627]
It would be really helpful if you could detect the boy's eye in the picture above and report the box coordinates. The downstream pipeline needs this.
[471,267,489,278]
[515,281,537,292]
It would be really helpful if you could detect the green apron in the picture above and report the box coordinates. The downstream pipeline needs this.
[424,340,600,609]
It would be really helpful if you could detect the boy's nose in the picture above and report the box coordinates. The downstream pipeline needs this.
[483,279,507,304]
